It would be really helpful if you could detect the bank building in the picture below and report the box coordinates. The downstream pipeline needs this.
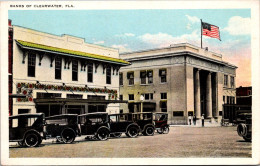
[8,20,130,116]
[119,43,237,125]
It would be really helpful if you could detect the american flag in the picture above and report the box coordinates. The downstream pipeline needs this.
[202,22,221,41]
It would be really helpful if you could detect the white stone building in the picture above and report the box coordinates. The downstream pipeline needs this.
[9,23,129,116]
[119,44,237,125]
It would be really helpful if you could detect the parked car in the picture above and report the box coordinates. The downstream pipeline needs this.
[132,112,155,136]
[109,113,140,138]
[9,113,46,147]
[153,113,169,134]
[236,113,252,124]
[78,112,110,141]
[237,113,252,142]
[45,114,80,144]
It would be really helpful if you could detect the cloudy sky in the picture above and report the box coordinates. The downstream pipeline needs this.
[9,9,251,87]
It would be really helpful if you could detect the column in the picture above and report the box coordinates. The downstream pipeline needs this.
[194,69,201,118]
[206,72,212,118]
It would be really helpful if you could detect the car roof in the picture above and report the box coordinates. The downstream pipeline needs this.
[46,114,78,119]
[78,112,108,116]
[9,113,44,118]
[109,113,132,116]
[132,112,153,114]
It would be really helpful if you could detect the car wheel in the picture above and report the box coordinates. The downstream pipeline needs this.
[111,133,122,138]
[61,129,75,144]
[163,126,170,134]
[237,123,247,137]
[24,133,39,147]
[125,132,130,137]
[145,126,155,136]
[97,129,109,141]
[243,135,251,142]
[127,127,139,138]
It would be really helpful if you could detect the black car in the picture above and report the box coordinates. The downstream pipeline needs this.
[132,112,155,136]
[237,113,252,142]
[45,114,80,144]
[9,113,46,147]
[109,113,140,138]
[78,112,110,141]
[153,113,170,134]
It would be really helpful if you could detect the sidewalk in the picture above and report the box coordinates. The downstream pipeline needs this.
[170,122,222,127]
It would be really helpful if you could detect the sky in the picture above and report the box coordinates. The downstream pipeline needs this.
[9,9,251,87]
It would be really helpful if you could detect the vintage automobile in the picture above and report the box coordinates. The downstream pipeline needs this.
[9,113,46,147]
[78,112,110,141]
[132,112,155,136]
[109,113,140,138]
[153,113,170,134]
[45,114,80,144]
[237,113,252,142]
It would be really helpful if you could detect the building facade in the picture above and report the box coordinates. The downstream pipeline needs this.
[8,21,129,116]
[119,44,237,125]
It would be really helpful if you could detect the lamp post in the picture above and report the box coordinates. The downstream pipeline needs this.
[140,95,144,113]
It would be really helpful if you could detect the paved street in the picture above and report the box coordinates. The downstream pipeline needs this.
[9,126,251,158]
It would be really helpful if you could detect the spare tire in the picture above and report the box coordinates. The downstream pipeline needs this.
[237,123,247,137]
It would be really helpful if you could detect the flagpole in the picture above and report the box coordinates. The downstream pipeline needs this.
[200,19,202,48]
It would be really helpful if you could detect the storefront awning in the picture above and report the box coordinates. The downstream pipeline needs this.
[34,98,128,104]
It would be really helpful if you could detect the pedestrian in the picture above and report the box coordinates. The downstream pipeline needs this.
[201,114,204,127]
[188,114,192,125]
[193,115,196,125]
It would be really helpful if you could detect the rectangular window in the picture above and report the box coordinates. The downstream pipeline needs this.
[36,92,61,99]
[227,96,230,104]
[161,93,167,99]
[55,56,62,80]
[106,66,111,84]
[67,94,83,99]
[87,63,93,83]
[140,71,147,84]
[119,73,123,86]
[230,76,235,88]
[72,60,78,81]
[128,94,134,100]
[147,70,153,84]
[159,69,167,83]
[224,75,228,87]
[87,95,105,100]
[173,111,184,117]
[28,53,36,77]
[127,72,134,85]
[150,93,153,100]
[144,93,149,100]
[160,101,167,112]
[120,95,123,100]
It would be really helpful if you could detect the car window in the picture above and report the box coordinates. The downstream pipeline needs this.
[143,114,152,120]
[110,115,117,122]
[119,114,127,122]
[46,118,68,125]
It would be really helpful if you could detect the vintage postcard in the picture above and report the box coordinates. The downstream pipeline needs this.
[1,0,260,165]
